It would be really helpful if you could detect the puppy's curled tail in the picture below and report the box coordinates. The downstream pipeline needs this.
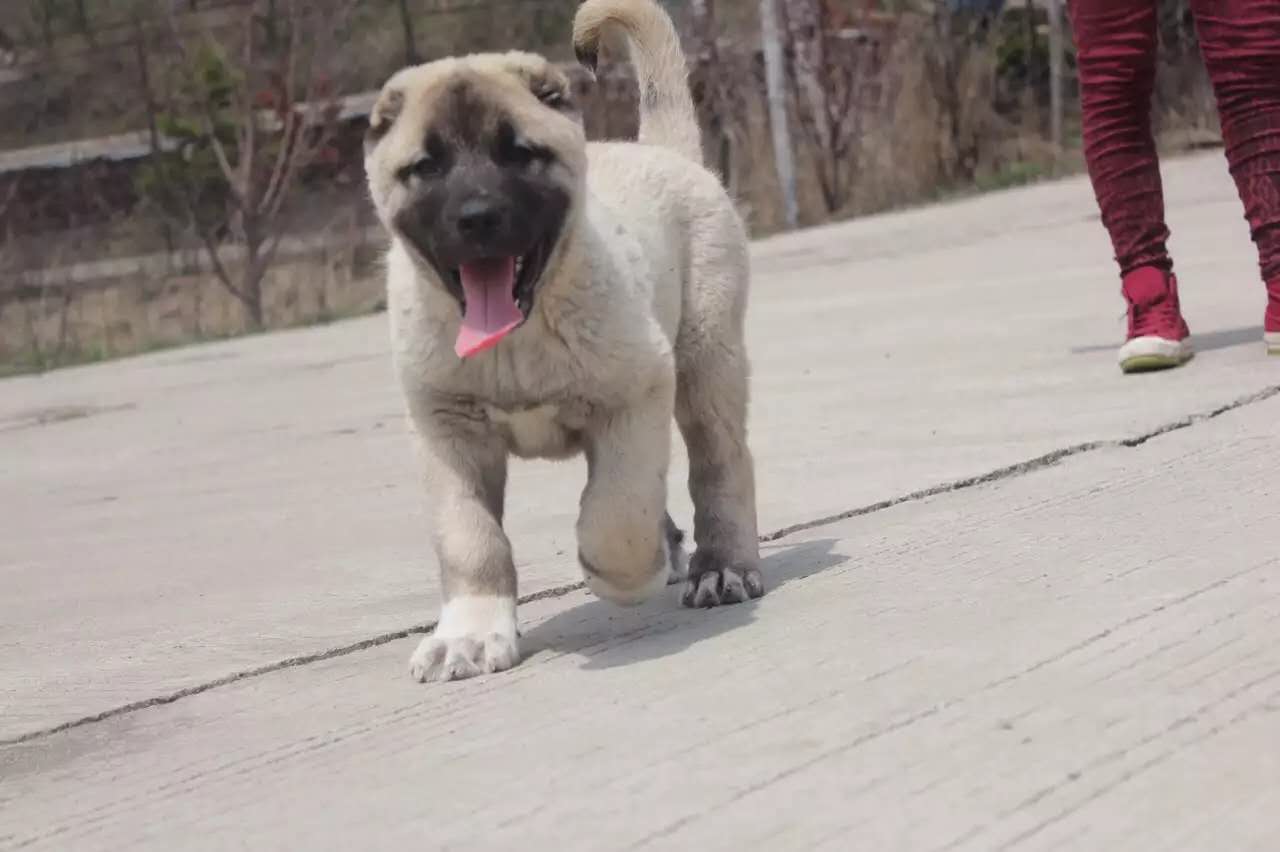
[572,0,702,164]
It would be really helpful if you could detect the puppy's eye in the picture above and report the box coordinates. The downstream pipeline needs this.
[494,120,551,168]
[497,126,552,169]
[400,153,443,183]
[508,137,538,167]
[537,88,568,109]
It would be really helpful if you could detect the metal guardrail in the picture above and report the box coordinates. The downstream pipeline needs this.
[0,90,378,175]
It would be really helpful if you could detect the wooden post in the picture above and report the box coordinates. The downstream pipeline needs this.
[759,0,799,229]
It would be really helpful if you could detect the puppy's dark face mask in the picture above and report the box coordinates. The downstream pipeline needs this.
[365,59,584,358]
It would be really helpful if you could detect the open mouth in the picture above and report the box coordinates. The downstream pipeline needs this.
[449,238,552,359]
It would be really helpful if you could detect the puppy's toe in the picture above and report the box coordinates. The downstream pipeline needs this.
[408,633,519,683]
[680,552,764,608]
[408,637,448,682]
[480,632,520,673]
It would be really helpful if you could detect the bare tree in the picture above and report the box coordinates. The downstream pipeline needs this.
[133,0,352,329]
[396,0,420,65]
[917,3,999,183]
[70,0,95,45]
[780,0,831,159]
[778,0,882,213]
[688,0,743,187]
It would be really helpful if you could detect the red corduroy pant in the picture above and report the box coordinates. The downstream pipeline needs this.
[1068,0,1280,283]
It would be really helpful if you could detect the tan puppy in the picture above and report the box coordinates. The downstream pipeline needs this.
[363,0,762,683]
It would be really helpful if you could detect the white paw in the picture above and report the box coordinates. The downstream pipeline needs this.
[409,595,520,683]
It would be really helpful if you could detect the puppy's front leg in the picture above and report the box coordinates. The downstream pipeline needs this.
[407,409,518,683]
[577,376,676,605]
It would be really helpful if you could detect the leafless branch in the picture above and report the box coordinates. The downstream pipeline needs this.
[263,0,357,228]
[260,0,300,217]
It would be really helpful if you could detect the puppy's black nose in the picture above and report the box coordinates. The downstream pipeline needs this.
[456,198,505,240]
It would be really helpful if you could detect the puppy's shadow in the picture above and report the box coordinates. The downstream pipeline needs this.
[521,537,846,671]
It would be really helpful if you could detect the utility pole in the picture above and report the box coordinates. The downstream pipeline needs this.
[1048,0,1064,154]
[759,0,798,229]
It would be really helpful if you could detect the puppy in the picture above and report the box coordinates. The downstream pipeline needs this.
[363,0,763,683]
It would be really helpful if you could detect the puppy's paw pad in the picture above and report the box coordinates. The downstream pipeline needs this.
[408,633,519,683]
[680,554,764,608]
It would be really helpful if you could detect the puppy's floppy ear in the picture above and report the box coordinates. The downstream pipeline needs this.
[528,66,577,115]
[365,88,405,150]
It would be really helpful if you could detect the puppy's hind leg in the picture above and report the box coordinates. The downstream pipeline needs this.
[578,376,677,605]
[675,325,763,608]
[668,196,764,608]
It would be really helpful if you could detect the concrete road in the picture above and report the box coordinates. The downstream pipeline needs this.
[2,151,1278,848]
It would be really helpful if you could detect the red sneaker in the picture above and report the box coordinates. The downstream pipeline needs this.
[1266,277,1280,355]
[1117,267,1193,373]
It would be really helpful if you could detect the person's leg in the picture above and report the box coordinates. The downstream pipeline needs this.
[1189,0,1280,352]
[1070,0,1168,274]
[1068,0,1192,371]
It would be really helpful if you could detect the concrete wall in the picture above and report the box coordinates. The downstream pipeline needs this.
[0,230,385,366]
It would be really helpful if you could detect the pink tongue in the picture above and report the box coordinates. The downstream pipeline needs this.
[455,257,523,358]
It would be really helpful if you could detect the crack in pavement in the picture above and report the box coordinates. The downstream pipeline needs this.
[4,383,1277,748]
[760,383,1280,543]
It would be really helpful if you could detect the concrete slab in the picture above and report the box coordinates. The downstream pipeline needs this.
[3,150,1278,743]
[3,385,1277,851]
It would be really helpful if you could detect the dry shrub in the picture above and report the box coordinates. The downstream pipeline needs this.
[1151,2,1220,151]
[867,14,1002,197]
[702,10,1062,233]
[0,234,82,370]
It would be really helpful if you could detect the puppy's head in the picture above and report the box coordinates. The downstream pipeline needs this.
[364,52,586,358]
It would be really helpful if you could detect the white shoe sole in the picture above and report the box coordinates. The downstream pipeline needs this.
[1118,335,1194,373]
[1266,331,1280,355]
